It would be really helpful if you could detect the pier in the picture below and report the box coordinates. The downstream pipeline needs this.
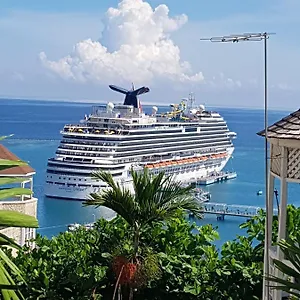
[197,171,237,185]
[197,202,278,220]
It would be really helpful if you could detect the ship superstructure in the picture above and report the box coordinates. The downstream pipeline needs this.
[45,85,236,200]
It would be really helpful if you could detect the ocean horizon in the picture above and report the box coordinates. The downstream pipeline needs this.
[0,97,295,112]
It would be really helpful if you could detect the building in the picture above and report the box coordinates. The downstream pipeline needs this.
[0,144,37,247]
[258,109,300,300]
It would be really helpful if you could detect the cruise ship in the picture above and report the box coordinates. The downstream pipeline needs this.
[45,85,236,200]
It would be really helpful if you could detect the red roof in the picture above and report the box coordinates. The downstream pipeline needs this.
[0,145,35,176]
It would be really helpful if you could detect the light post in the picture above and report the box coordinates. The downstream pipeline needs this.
[200,32,274,300]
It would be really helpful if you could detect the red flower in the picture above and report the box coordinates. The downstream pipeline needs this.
[112,256,137,284]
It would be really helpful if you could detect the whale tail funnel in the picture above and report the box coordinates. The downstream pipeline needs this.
[109,84,150,108]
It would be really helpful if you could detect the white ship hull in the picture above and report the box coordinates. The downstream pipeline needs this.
[45,150,232,201]
[45,87,236,201]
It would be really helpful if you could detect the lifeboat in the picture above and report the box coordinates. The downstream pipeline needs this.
[104,130,115,135]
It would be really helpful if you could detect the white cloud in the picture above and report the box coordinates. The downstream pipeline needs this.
[11,71,24,82]
[206,73,242,89]
[39,0,204,85]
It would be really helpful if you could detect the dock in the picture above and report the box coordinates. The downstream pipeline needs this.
[194,188,211,203]
[196,171,237,185]
[195,202,278,220]
[67,216,116,232]
[68,223,95,231]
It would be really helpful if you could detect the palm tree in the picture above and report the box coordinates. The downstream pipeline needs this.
[0,137,39,299]
[268,234,300,299]
[85,169,202,256]
[84,169,202,299]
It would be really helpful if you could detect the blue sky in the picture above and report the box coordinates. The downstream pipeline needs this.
[0,0,299,109]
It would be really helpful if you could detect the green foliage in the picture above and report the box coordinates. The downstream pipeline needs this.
[240,205,300,245]
[267,233,300,298]
[239,205,300,298]
[13,213,265,300]
[13,227,109,300]
[139,212,262,300]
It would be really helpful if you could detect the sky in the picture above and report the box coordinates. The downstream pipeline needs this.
[0,0,299,109]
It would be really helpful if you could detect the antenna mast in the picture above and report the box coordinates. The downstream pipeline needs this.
[188,92,195,109]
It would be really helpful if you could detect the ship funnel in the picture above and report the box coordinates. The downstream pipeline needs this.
[109,85,150,108]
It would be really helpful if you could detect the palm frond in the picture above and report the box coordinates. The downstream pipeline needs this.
[0,178,27,186]
[0,160,27,172]
[0,249,25,300]
[0,233,21,249]
[84,171,136,226]
[0,188,32,200]
[0,135,13,141]
[87,169,202,228]
[0,144,32,298]
[267,236,300,297]
[0,211,38,228]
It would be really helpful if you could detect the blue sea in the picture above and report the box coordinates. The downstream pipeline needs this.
[1,99,298,248]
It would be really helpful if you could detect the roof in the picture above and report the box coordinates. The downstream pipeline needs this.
[257,109,300,140]
[0,145,35,176]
